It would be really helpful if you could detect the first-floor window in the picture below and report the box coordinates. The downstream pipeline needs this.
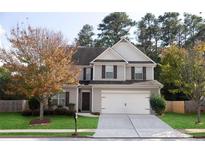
[135,67,143,80]
[51,92,66,106]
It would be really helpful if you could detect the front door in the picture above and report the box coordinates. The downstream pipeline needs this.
[82,92,90,111]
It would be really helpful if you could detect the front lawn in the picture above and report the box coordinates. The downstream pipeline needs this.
[0,132,94,137]
[189,132,205,138]
[0,113,98,129]
[160,112,205,129]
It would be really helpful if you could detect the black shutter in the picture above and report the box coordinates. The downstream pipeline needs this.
[131,67,135,80]
[83,68,86,80]
[65,92,70,106]
[91,68,93,80]
[114,65,117,79]
[102,65,105,79]
[143,67,146,80]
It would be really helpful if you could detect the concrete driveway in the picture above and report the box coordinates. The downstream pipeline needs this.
[94,114,190,138]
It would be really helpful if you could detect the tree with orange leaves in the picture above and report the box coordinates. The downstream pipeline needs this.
[0,25,79,120]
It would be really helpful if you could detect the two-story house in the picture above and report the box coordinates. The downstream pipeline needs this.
[54,37,163,114]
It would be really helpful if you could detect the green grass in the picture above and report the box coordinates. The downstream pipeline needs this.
[160,112,205,129]
[0,132,94,137]
[0,113,98,129]
[189,132,205,138]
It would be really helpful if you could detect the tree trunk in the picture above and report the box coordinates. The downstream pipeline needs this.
[196,105,201,124]
[40,102,44,120]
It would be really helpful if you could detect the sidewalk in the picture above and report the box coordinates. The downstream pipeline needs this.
[0,129,96,133]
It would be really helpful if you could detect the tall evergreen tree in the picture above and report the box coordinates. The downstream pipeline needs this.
[136,13,160,61]
[76,24,94,47]
[96,12,135,47]
[158,12,181,46]
[183,13,205,47]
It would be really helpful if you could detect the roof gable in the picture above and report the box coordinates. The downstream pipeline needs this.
[91,47,127,63]
[72,38,156,65]
[112,38,156,64]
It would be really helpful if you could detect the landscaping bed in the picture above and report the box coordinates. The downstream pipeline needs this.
[0,113,98,129]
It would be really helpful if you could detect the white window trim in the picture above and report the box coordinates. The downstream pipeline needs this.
[85,67,91,80]
[135,67,143,80]
[52,92,66,106]
[105,65,114,79]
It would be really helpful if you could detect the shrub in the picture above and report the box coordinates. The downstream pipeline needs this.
[54,107,74,115]
[22,108,74,116]
[28,97,40,111]
[22,110,33,116]
[44,109,54,115]
[22,109,39,116]
[150,95,166,115]
[68,103,75,112]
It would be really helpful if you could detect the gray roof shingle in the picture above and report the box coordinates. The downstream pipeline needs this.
[73,47,106,65]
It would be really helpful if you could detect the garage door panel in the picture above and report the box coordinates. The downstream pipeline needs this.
[101,90,150,114]
[102,93,126,114]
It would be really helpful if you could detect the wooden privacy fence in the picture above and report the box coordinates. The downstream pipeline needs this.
[166,100,205,113]
[0,100,27,112]
[166,101,185,113]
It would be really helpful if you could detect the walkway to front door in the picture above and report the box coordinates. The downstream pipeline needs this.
[93,114,190,138]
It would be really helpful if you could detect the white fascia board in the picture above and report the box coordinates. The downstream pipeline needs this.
[92,61,126,65]
[127,63,156,67]
[92,84,162,89]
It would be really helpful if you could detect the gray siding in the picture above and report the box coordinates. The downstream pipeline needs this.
[92,88,101,112]
[93,64,125,81]
[93,65,101,80]
[79,64,154,81]
[150,88,160,95]
[79,67,84,80]
[79,65,91,81]
[65,87,78,111]
[146,67,154,80]
[126,66,131,80]
[126,66,154,80]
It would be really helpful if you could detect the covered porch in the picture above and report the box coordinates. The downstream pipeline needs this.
[59,85,94,113]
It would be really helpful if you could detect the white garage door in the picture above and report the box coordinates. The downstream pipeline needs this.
[101,90,150,114]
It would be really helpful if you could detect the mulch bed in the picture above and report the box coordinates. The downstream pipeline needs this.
[30,118,50,125]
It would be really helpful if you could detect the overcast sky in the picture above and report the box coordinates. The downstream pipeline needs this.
[0,12,205,48]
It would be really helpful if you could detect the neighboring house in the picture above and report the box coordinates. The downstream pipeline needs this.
[52,38,163,114]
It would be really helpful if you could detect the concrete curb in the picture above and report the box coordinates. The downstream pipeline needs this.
[179,129,205,133]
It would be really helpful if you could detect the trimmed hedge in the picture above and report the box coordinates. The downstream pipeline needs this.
[22,108,74,116]
[150,95,166,115]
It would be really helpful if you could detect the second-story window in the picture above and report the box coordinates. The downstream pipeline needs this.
[83,67,91,80]
[86,68,91,80]
[135,67,143,80]
[105,65,114,79]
